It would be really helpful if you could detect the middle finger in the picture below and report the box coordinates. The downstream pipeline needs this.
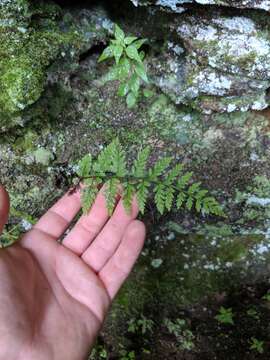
[81,197,139,272]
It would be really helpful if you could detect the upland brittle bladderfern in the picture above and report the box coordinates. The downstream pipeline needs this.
[75,139,225,217]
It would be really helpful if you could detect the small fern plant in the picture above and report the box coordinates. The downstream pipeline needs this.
[98,24,152,108]
[75,139,225,217]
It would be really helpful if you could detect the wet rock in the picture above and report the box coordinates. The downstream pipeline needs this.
[102,228,270,359]
[0,0,31,27]
[151,11,270,113]
[1,57,270,238]
[0,1,269,238]
[0,2,110,131]
[130,0,270,12]
[115,230,270,309]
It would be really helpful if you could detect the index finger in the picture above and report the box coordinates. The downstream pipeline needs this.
[32,189,81,239]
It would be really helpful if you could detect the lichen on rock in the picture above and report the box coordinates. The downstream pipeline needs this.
[0,2,111,131]
[0,2,77,130]
[151,11,270,113]
[0,0,31,26]
[130,0,270,12]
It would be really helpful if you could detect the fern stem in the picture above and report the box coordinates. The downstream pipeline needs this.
[79,173,182,193]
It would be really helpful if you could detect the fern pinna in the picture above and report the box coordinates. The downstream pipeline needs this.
[76,139,224,217]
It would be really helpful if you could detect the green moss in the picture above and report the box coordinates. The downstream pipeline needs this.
[212,111,250,126]
[0,0,31,26]
[216,238,249,262]
[216,50,258,70]
[235,176,270,227]
[0,2,81,130]
[110,230,267,326]
[237,51,258,68]
[14,128,37,149]
[197,223,234,237]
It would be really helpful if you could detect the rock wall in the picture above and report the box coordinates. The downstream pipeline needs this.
[2,1,270,130]
[1,1,270,358]
[0,0,110,131]
[153,11,270,113]
[130,0,270,12]
[0,0,269,235]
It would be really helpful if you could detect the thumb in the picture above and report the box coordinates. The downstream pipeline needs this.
[0,186,10,234]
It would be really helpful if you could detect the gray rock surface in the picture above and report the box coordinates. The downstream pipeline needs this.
[130,0,270,12]
[151,12,270,112]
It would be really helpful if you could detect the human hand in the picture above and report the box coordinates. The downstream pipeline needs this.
[0,185,145,360]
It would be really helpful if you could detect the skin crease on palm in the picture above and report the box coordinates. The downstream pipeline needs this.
[0,185,146,360]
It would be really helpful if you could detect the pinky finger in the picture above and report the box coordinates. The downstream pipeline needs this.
[99,220,146,300]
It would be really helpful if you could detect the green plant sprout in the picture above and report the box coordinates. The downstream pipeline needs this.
[1,226,21,247]
[128,315,154,335]
[89,345,108,360]
[98,24,152,108]
[0,208,36,247]
[215,307,234,325]
[164,318,195,351]
[249,338,264,354]
[119,349,135,360]
[262,292,270,301]
[75,139,225,217]
[246,308,260,321]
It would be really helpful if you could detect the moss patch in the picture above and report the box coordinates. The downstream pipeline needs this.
[0,2,81,130]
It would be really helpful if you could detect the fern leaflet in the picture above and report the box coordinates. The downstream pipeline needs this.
[104,178,119,215]
[132,146,150,178]
[77,154,92,178]
[148,157,172,180]
[154,183,166,215]
[123,183,135,214]
[136,181,150,214]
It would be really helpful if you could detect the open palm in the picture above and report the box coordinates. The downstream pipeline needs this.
[0,186,145,360]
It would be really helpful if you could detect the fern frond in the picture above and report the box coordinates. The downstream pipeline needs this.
[193,189,207,213]
[123,183,135,214]
[165,164,183,185]
[93,143,113,174]
[104,178,119,215]
[110,139,127,177]
[176,192,186,209]
[77,154,92,177]
[82,184,98,214]
[195,198,202,213]
[154,183,166,214]
[76,140,224,218]
[186,196,194,211]
[149,157,172,180]
[176,172,193,189]
[195,189,208,200]
[81,177,102,214]
[132,146,150,177]
[187,182,201,195]
[201,196,225,217]
[136,181,150,214]
[165,187,175,211]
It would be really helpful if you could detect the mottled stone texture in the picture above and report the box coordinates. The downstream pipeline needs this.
[1,4,270,356]
[0,0,269,230]
[130,0,270,12]
[1,0,270,130]
[0,1,110,131]
[151,12,270,113]
[129,0,270,112]
[0,0,31,25]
